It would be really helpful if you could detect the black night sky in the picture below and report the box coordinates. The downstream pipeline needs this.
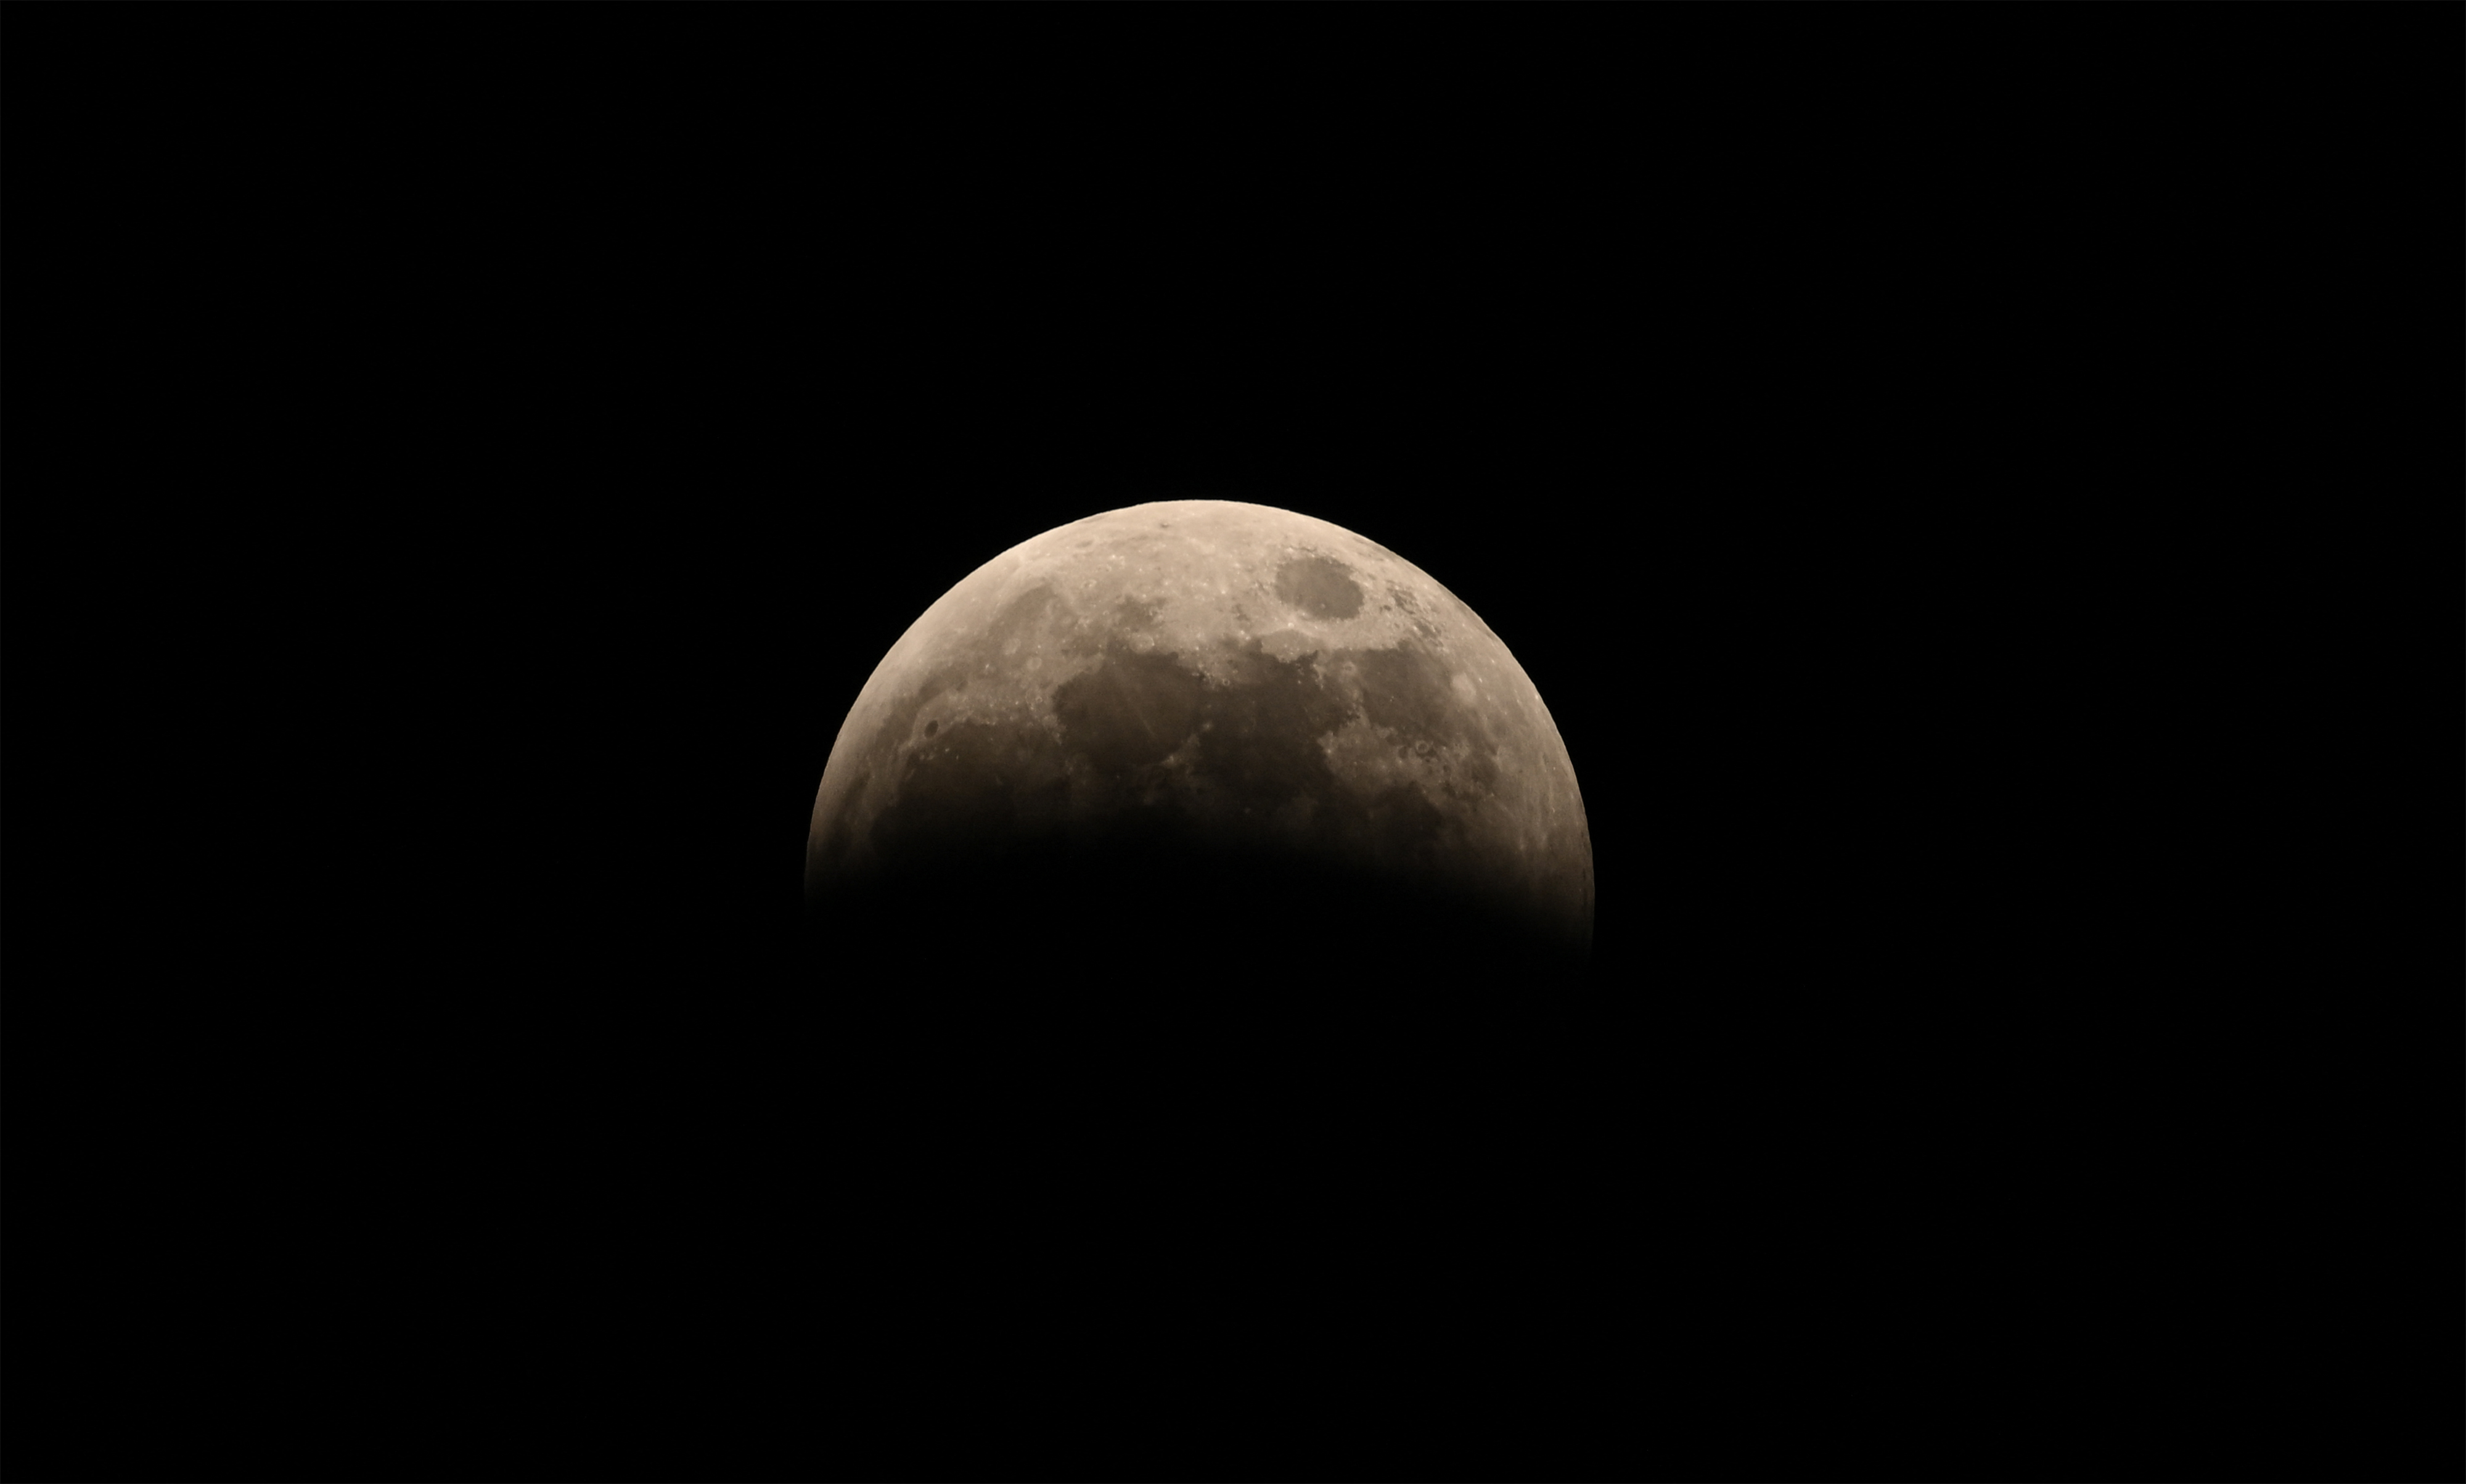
[12,11,2457,1484]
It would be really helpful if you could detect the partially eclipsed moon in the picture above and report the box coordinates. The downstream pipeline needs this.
[806,500,1593,957]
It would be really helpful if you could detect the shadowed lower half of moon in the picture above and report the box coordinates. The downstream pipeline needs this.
[805,501,1592,1019]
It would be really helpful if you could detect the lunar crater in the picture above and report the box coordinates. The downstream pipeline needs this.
[1274,554,1366,621]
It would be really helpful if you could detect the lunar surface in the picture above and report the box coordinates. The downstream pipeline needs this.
[806,501,1591,972]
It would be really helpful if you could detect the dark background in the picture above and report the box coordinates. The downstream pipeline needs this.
[10,10,2459,1484]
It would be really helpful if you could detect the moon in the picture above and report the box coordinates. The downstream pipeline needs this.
[798,499,1600,1249]
[806,499,1592,999]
